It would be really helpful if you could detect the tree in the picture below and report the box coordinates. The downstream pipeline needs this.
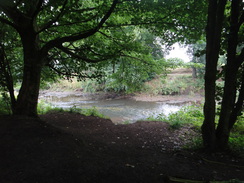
[0,0,122,116]
[0,0,206,117]
[187,40,206,78]
[202,0,244,151]
[104,28,167,93]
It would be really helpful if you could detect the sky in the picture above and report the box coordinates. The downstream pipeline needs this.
[165,43,191,63]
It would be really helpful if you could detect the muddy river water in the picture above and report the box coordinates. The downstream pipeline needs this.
[40,92,198,124]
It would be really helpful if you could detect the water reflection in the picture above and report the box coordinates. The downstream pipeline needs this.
[41,94,184,124]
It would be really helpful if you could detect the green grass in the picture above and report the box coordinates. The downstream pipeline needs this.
[42,79,82,92]
[37,100,108,119]
[147,105,204,128]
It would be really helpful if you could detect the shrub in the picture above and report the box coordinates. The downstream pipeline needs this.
[150,104,204,128]
[0,92,12,115]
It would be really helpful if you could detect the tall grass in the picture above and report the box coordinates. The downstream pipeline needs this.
[42,79,82,91]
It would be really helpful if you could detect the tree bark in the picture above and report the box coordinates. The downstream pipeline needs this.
[202,0,227,151]
[228,69,244,130]
[216,0,242,150]
[192,67,197,78]
[13,29,43,117]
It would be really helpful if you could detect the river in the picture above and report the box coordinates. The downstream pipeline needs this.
[39,92,200,124]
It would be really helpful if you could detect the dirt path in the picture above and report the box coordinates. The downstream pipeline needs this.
[0,113,243,183]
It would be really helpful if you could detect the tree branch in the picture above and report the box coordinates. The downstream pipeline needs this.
[47,63,103,79]
[37,0,68,34]
[42,0,119,53]
[56,45,114,63]
[31,0,44,19]
[237,47,244,65]
[0,17,17,29]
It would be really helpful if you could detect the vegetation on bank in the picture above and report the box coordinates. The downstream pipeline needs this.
[39,67,204,96]
[146,104,244,156]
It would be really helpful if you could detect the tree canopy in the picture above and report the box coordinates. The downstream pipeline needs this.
[0,0,206,116]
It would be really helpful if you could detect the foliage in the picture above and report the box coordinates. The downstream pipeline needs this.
[37,100,57,115]
[148,105,204,129]
[0,92,12,115]
[37,100,107,119]
[165,58,185,69]
[229,117,244,156]
[81,106,108,119]
[187,40,206,78]
[147,104,243,152]
[0,0,207,116]
[161,75,204,95]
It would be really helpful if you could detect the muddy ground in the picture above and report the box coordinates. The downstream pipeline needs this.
[0,113,243,183]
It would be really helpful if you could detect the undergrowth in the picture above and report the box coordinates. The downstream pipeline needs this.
[0,92,12,115]
[147,105,244,153]
[37,100,108,119]
[147,104,204,128]
[40,70,204,96]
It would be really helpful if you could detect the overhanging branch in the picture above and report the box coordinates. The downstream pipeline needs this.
[47,63,103,79]
[0,17,17,29]
[42,0,119,54]
[56,45,114,63]
[37,0,68,34]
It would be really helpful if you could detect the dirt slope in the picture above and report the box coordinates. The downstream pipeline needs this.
[0,113,243,183]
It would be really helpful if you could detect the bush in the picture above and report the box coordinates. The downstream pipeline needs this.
[37,100,108,119]
[161,75,204,95]
[0,92,12,115]
[150,104,204,128]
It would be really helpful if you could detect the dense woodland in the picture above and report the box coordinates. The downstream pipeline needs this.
[0,0,243,152]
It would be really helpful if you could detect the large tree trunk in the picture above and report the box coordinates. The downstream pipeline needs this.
[14,58,42,117]
[13,30,43,117]
[201,0,227,151]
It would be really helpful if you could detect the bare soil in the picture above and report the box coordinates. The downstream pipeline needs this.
[0,113,243,183]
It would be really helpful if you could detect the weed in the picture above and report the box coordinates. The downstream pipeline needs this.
[81,106,108,118]
[37,100,55,114]
[184,136,203,150]
[161,75,204,95]
[37,100,108,119]
[122,120,130,124]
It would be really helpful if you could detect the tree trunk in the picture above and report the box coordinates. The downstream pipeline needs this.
[192,67,197,78]
[0,44,16,112]
[13,30,43,117]
[201,0,227,151]
[14,58,42,117]
[216,0,242,150]
[228,70,244,130]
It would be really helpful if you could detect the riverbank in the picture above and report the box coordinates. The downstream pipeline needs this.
[39,68,204,104]
[39,91,204,123]
[0,113,243,183]
[39,90,204,103]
